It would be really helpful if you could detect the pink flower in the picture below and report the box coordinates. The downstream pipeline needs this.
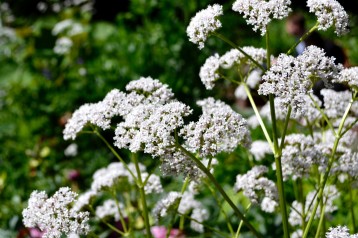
[151,226,185,238]
[29,227,44,238]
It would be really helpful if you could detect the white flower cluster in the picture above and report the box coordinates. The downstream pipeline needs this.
[321,89,353,119]
[326,226,358,238]
[54,37,73,55]
[181,98,251,158]
[232,0,291,35]
[281,133,327,180]
[258,46,341,118]
[52,19,85,37]
[220,47,267,69]
[250,140,273,160]
[334,151,358,178]
[178,191,209,233]
[153,189,209,233]
[22,187,90,238]
[199,54,220,90]
[289,185,339,227]
[114,101,192,156]
[152,192,182,221]
[64,77,174,140]
[200,47,266,90]
[307,0,349,36]
[335,67,358,91]
[234,166,278,213]
[160,150,200,179]
[95,199,125,222]
[186,4,223,49]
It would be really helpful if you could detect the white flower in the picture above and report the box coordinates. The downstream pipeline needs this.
[335,67,358,90]
[186,4,223,49]
[234,166,278,212]
[219,47,266,69]
[114,102,192,157]
[281,133,327,180]
[95,199,125,222]
[152,192,182,221]
[307,0,349,36]
[258,46,342,118]
[289,185,339,227]
[160,150,200,179]
[321,89,352,119]
[54,37,73,55]
[64,143,78,157]
[250,140,273,160]
[91,162,134,192]
[199,54,220,90]
[178,191,208,233]
[143,173,163,194]
[22,187,90,238]
[232,0,291,35]
[72,190,97,212]
[181,98,251,158]
[125,76,174,105]
[325,226,358,238]
[235,85,247,100]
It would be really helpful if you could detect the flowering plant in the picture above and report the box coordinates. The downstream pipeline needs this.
[22,0,358,237]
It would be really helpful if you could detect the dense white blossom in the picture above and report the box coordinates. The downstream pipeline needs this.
[250,140,273,160]
[219,47,266,69]
[181,98,251,157]
[258,46,342,118]
[125,76,174,105]
[234,166,278,213]
[91,162,135,192]
[335,67,358,90]
[114,102,192,156]
[281,133,327,180]
[326,226,358,238]
[54,37,73,55]
[232,0,291,35]
[199,54,220,90]
[143,173,163,194]
[160,150,200,179]
[307,0,349,36]
[289,185,339,226]
[52,19,85,36]
[95,199,125,221]
[72,190,97,212]
[63,77,173,140]
[333,151,358,178]
[321,89,358,119]
[22,187,90,238]
[152,192,182,221]
[186,4,223,49]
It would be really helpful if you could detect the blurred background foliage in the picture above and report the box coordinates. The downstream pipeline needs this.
[0,0,357,235]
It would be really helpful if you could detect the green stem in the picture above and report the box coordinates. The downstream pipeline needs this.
[94,130,137,181]
[205,180,235,236]
[132,153,152,238]
[267,28,290,238]
[213,32,265,71]
[350,179,357,233]
[314,203,326,238]
[287,23,319,55]
[235,203,252,238]
[166,177,190,238]
[110,190,129,234]
[279,106,292,152]
[177,144,262,238]
[242,83,274,152]
[308,94,335,134]
[302,92,356,238]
